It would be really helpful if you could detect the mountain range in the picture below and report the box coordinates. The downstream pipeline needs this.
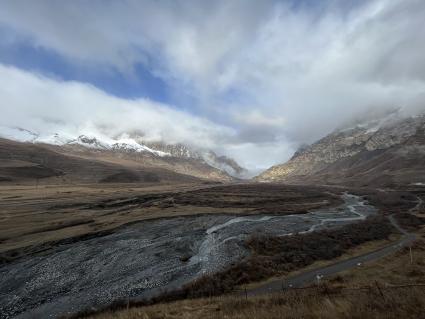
[0,127,246,184]
[1,111,425,187]
[256,112,425,187]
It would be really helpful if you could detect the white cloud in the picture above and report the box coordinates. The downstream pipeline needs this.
[0,0,425,170]
[0,64,234,149]
[233,110,286,128]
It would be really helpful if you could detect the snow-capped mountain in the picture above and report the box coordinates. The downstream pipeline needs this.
[0,126,246,179]
[0,127,170,156]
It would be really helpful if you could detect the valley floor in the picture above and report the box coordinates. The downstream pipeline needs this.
[0,182,339,260]
[1,182,424,318]
[84,220,425,319]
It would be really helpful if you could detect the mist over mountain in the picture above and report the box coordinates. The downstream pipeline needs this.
[256,110,425,186]
[0,124,247,181]
[0,0,424,173]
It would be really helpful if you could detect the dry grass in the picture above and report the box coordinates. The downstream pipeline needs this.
[84,286,425,319]
[333,241,425,287]
[0,183,201,253]
[0,183,339,264]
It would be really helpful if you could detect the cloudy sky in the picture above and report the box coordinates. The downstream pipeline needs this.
[0,0,424,172]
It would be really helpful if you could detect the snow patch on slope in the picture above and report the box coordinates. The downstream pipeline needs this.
[0,126,246,176]
[0,126,171,157]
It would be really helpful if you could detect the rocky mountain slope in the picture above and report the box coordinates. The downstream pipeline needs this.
[0,138,206,184]
[256,113,425,187]
[0,127,245,183]
[144,141,246,176]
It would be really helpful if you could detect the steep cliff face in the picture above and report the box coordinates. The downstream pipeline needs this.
[256,114,425,187]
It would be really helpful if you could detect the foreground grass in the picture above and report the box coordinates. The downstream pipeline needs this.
[86,286,425,319]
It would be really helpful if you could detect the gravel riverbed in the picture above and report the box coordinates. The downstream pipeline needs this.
[0,193,375,318]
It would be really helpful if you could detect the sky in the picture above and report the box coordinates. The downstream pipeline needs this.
[0,0,424,172]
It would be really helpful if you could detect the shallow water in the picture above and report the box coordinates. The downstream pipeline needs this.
[0,193,375,319]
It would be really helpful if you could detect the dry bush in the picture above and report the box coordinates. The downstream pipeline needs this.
[393,212,425,230]
[179,217,393,298]
[362,191,418,214]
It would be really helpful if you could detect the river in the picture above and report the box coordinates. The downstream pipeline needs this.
[0,193,376,318]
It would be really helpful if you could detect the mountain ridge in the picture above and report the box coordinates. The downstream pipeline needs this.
[0,126,246,181]
[256,113,425,187]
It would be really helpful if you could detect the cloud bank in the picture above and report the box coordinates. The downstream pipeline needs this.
[0,0,424,171]
[0,64,234,149]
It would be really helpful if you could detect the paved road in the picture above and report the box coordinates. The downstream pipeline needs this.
[247,215,416,295]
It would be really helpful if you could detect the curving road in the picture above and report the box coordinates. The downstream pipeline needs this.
[247,214,416,296]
